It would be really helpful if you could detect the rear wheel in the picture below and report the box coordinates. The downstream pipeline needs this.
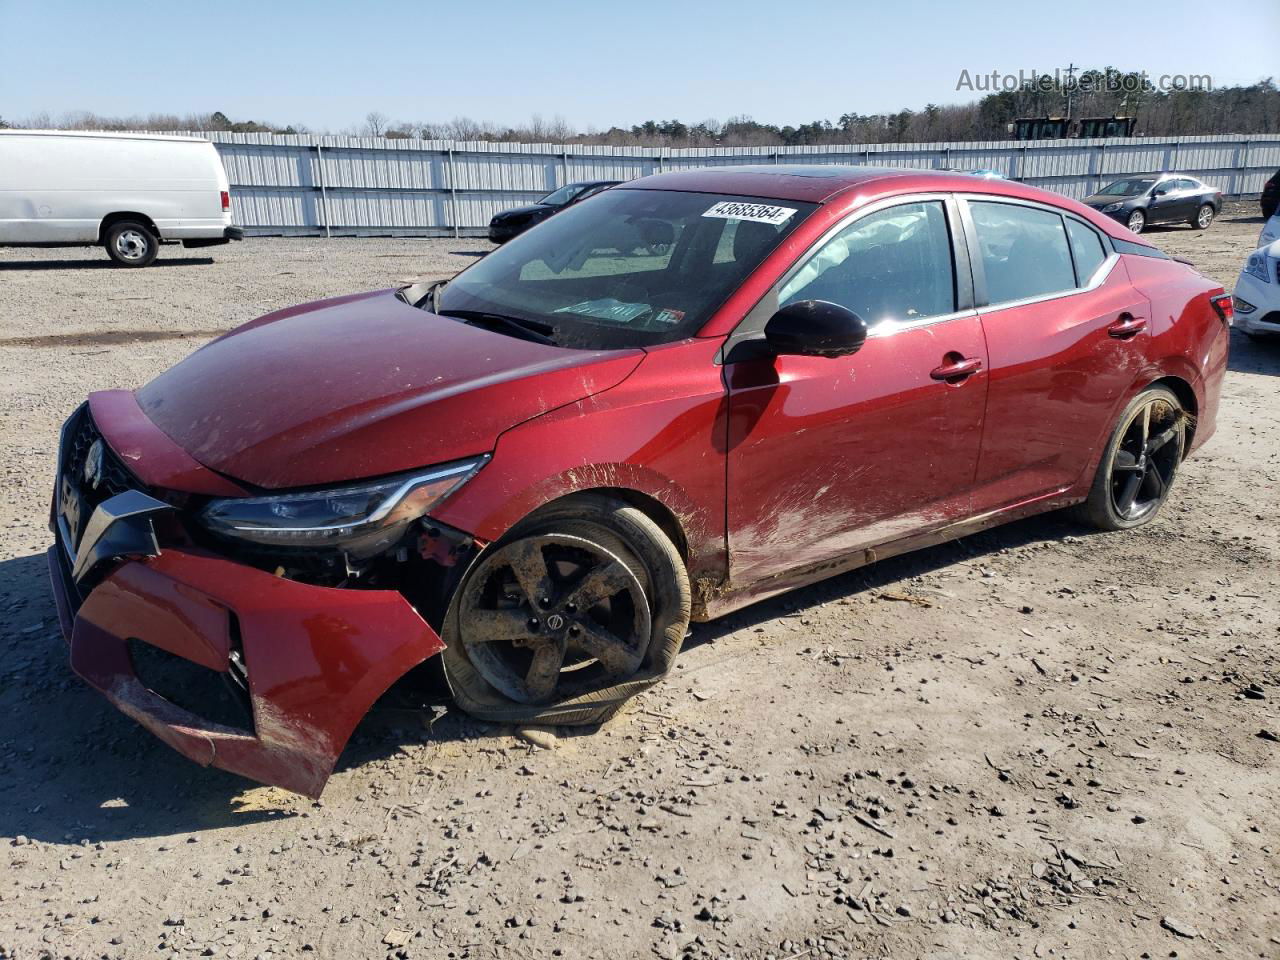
[1075,386,1186,531]
[441,495,690,726]
[1126,209,1146,234]
[104,221,158,267]
[1191,203,1215,230]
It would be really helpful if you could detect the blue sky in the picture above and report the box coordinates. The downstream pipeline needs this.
[2,0,1276,131]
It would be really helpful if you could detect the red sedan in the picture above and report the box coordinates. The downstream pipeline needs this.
[49,167,1231,796]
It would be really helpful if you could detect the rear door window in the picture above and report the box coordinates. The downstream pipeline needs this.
[969,201,1076,305]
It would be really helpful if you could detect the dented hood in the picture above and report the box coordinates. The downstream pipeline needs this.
[136,290,643,489]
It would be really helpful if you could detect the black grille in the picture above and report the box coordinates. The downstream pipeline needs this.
[55,405,144,555]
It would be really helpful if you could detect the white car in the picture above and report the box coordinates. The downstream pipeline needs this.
[0,130,242,266]
[1258,212,1280,249]
[1234,240,1280,339]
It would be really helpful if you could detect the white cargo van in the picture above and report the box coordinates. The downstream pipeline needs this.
[0,130,243,266]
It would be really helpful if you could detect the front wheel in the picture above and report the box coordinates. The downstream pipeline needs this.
[1191,203,1215,230]
[441,495,691,726]
[104,221,158,267]
[1075,386,1186,531]
[1126,209,1146,234]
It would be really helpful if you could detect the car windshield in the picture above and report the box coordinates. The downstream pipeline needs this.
[1099,178,1157,196]
[537,184,587,206]
[437,188,817,349]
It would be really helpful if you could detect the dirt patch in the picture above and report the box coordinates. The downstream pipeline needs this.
[0,329,215,348]
[0,214,1277,959]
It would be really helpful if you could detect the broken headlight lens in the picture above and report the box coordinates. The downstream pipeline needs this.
[199,456,487,554]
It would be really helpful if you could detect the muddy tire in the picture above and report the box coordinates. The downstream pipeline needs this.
[442,494,690,726]
[1074,385,1186,532]
[104,221,159,267]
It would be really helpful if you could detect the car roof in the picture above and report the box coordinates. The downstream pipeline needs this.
[618,164,1156,246]
[619,164,1077,204]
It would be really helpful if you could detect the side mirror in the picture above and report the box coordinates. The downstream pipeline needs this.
[764,300,868,358]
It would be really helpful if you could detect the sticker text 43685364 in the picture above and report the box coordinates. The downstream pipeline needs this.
[701,201,797,226]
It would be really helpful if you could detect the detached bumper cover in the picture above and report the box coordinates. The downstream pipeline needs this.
[49,545,444,797]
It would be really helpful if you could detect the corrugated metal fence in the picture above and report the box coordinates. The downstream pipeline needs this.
[192,132,1280,238]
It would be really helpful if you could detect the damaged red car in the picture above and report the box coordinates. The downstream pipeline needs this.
[49,167,1231,796]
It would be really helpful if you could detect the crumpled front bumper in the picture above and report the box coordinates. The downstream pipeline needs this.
[49,543,444,798]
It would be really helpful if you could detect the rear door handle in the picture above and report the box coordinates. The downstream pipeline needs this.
[930,356,983,381]
[1108,315,1148,339]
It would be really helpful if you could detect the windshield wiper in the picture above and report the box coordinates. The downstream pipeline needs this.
[437,309,556,345]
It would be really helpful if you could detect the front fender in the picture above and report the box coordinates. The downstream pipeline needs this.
[432,339,729,584]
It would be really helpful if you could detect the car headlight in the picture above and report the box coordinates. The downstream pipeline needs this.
[199,456,487,555]
[1102,202,1123,213]
[1244,251,1272,284]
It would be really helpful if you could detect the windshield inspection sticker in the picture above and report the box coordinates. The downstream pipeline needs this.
[702,201,796,226]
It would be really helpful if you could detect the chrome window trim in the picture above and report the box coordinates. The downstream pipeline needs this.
[958,193,1120,312]
[966,254,1119,313]
[863,307,979,339]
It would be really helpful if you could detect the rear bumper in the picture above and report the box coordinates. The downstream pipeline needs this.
[182,226,244,248]
[49,542,444,797]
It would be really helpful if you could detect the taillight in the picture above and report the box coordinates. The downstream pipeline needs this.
[220,190,230,212]
[1210,293,1233,325]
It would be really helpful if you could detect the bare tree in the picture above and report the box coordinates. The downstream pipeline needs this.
[363,111,388,136]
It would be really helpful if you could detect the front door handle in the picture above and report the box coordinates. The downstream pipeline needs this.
[930,356,983,381]
[1108,314,1148,339]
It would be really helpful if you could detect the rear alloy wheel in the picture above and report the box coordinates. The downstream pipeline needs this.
[1075,386,1186,531]
[1191,203,1215,230]
[104,221,159,267]
[442,495,690,726]
[1126,209,1146,234]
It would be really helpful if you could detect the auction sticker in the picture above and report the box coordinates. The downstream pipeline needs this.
[702,201,796,226]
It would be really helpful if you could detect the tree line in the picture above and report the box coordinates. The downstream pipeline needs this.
[4,70,1277,146]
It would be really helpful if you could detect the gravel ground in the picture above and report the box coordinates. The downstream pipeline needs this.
[1,203,1277,960]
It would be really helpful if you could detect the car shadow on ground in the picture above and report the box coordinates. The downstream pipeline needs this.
[0,506,1097,846]
[1228,328,1280,375]
[0,257,214,271]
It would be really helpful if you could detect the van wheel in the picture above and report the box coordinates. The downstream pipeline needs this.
[441,494,691,726]
[104,221,158,267]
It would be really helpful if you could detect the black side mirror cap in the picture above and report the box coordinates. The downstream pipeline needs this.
[764,300,869,358]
